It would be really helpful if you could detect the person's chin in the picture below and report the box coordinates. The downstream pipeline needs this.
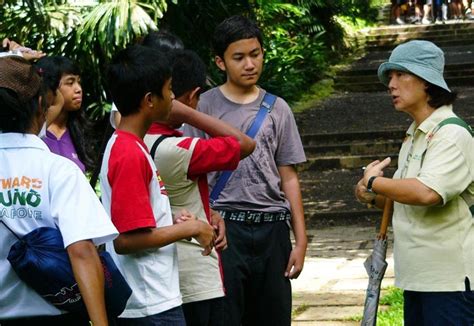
[66,105,82,112]
[238,79,258,88]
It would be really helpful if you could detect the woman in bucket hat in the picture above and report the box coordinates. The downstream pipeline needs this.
[355,40,474,325]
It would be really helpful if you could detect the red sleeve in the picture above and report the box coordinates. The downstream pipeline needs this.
[108,141,157,233]
[179,136,240,178]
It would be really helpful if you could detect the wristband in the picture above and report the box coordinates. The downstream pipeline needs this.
[367,176,377,193]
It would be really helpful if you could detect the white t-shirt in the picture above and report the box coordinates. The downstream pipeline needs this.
[100,130,181,318]
[109,103,119,129]
[0,133,118,319]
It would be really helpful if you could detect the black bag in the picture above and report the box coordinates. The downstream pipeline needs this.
[3,223,132,317]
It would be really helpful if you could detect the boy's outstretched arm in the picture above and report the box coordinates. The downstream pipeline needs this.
[67,240,108,326]
[278,165,307,279]
[169,100,256,158]
[113,219,215,256]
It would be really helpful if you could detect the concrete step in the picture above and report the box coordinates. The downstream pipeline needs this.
[366,27,474,42]
[304,139,403,157]
[336,75,474,92]
[299,153,399,171]
[298,168,396,227]
[290,225,396,324]
[301,130,406,146]
[336,63,474,79]
[365,20,474,36]
[295,87,474,135]
[335,60,474,92]
[366,24,474,40]
[340,44,474,75]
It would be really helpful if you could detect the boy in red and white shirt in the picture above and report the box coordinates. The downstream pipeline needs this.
[144,49,255,326]
[100,45,215,325]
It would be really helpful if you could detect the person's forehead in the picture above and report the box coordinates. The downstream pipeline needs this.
[226,38,262,54]
[60,73,80,80]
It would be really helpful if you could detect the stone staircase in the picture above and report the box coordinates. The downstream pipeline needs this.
[296,21,474,228]
[335,23,474,92]
[365,22,474,50]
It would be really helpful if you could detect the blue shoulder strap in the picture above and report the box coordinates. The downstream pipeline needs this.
[209,93,277,205]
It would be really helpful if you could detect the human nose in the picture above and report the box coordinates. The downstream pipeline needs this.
[74,82,82,94]
[244,56,255,70]
[388,76,396,91]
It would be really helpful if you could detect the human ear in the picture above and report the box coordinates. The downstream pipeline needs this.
[215,56,226,72]
[190,87,200,101]
[144,92,154,107]
[188,87,201,110]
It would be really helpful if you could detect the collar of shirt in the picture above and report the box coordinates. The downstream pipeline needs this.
[114,129,150,149]
[44,129,69,141]
[406,105,454,137]
[0,132,50,151]
[147,122,183,137]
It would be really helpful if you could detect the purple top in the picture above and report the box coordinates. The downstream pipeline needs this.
[42,129,86,173]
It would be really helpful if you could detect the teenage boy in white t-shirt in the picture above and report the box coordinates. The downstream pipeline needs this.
[101,45,215,325]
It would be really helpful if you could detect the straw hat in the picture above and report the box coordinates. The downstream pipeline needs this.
[0,55,42,101]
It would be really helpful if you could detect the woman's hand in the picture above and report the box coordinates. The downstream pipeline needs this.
[363,157,391,187]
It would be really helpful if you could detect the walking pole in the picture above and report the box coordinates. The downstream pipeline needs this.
[378,198,393,240]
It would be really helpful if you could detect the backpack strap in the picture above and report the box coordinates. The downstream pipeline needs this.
[150,135,170,159]
[0,220,20,240]
[427,117,473,215]
[431,117,473,137]
[209,92,277,206]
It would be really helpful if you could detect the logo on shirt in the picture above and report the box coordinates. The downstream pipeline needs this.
[156,172,168,196]
[0,176,43,221]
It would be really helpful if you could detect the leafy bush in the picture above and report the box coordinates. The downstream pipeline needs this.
[1,0,385,113]
[378,286,404,325]
[254,2,328,102]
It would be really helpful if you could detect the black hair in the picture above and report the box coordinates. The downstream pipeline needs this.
[35,56,80,90]
[0,87,41,133]
[426,83,457,108]
[170,50,207,98]
[142,30,184,53]
[212,15,263,59]
[35,56,95,171]
[107,45,172,117]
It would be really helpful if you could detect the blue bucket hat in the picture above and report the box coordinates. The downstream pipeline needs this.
[378,40,451,92]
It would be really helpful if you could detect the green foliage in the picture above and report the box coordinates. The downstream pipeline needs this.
[0,0,386,115]
[160,0,252,85]
[72,0,161,119]
[347,286,403,325]
[0,0,167,119]
[252,1,327,101]
[378,286,404,325]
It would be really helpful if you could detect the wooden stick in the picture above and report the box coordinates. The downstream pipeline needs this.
[378,198,393,240]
